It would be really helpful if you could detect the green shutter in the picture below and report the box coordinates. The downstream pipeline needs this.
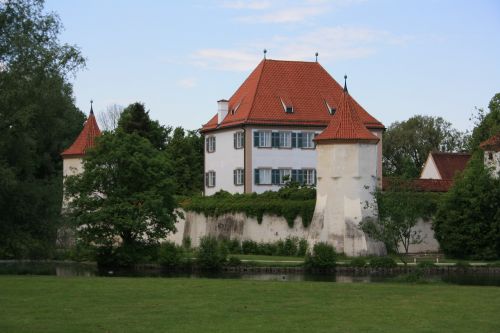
[292,132,297,148]
[272,132,280,147]
[233,169,237,185]
[233,133,237,149]
[254,169,260,184]
[254,132,259,147]
[297,133,303,148]
[272,169,280,185]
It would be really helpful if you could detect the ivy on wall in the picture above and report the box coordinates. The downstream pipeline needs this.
[179,187,316,228]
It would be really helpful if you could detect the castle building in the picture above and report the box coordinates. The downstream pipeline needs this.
[200,59,384,195]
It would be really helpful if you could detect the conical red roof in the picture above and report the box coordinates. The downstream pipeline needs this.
[314,88,379,143]
[61,110,101,157]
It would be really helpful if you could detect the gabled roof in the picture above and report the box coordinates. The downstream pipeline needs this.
[61,109,101,157]
[314,86,379,143]
[429,152,471,180]
[480,133,500,152]
[383,178,453,192]
[201,59,384,132]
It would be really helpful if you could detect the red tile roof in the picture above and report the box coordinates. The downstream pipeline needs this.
[430,152,471,180]
[383,178,453,192]
[201,59,384,132]
[480,133,500,152]
[314,87,379,143]
[61,111,101,157]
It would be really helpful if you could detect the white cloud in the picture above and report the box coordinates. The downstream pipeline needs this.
[221,0,271,10]
[191,26,410,72]
[177,77,198,88]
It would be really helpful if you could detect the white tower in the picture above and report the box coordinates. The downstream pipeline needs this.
[308,77,386,256]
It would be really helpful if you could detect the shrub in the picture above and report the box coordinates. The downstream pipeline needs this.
[297,239,308,257]
[158,241,184,268]
[305,242,337,270]
[223,239,242,254]
[417,261,435,268]
[182,237,192,250]
[283,237,299,256]
[349,257,367,267]
[197,236,228,271]
[241,240,258,255]
[257,242,277,256]
[455,261,471,269]
[370,256,397,268]
[227,256,242,266]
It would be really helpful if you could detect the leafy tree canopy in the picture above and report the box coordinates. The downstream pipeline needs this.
[469,93,500,150]
[117,102,168,150]
[383,115,468,177]
[433,152,500,259]
[64,131,178,266]
[0,0,85,258]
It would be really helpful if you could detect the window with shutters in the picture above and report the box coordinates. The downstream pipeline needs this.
[255,168,272,185]
[234,131,244,149]
[302,132,315,149]
[303,169,316,185]
[279,131,292,148]
[254,131,271,148]
[205,171,216,187]
[279,169,292,184]
[233,169,244,186]
[206,136,216,153]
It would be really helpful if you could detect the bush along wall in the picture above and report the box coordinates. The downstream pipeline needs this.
[179,186,316,228]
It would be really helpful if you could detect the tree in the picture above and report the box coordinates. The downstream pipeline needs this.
[383,115,468,177]
[165,127,204,195]
[97,104,123,131]
[468,93,500,151]
[117,102,168,150]
[63,131,178,266]
[0,0,85,258]
[434,152,500,260]
[361,182,439,265]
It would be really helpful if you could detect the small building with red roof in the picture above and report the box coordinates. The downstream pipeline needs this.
[61,103,101,178]
[201,58,384,195]
[480,132,500,178]
[420,151,471,181]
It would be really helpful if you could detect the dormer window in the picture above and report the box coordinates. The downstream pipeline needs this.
[280,97,293,113]
[231,100,242,115]
[325,100,336,115]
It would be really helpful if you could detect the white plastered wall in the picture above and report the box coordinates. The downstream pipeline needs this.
[204,129,244,195]
[484,150,500,178]
[420,154,441,179]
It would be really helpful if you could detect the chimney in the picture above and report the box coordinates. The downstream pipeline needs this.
[217,99,229,124]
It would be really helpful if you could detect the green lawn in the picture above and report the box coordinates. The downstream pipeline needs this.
[1,276,500,332]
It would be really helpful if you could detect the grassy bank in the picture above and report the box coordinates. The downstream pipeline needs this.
[1,276,500,332]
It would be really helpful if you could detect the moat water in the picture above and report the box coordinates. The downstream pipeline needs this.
[1,261,500,286]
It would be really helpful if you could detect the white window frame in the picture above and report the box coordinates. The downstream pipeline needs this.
[206,171,216,187]
[258,131,271,148]
[234,131,244,149]
[279,169,292,185]
[206,136,216,153]
[303,169,316,185]
[259,168,272,185]
[234,168,244,186]
[302,132,315,149]
[279,131,292,148]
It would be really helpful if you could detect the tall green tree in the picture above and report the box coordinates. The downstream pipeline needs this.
[0,0,85,258]
[433,153,500,259]
[117,102,168,150]
[64,131,178,267]
[468,93,500,151]
[165,127,204,195]
[383,115,468,177]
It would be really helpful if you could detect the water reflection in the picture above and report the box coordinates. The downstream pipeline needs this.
[1,261,499,286]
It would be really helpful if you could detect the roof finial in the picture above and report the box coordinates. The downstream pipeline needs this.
[263,49,267,60]
[90,99,94,114]
[343,75,348,93]
[315,52,319,62]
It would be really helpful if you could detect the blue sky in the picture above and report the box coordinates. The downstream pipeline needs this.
[45,0,500,131]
